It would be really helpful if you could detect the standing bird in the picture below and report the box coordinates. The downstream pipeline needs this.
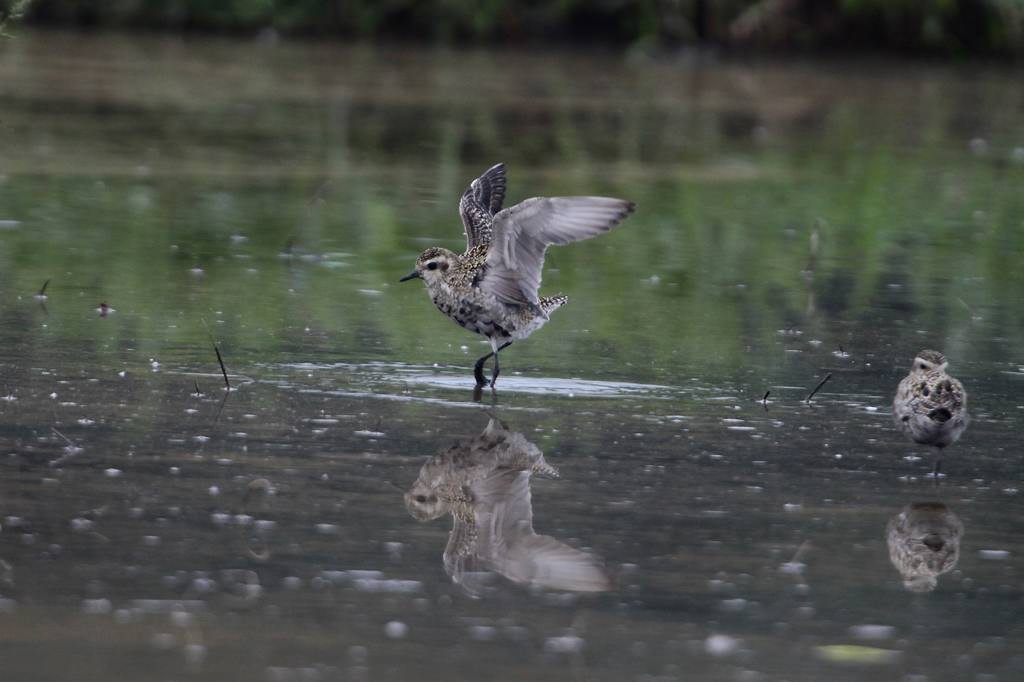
[893,350,968,476]
[399,163,634,387]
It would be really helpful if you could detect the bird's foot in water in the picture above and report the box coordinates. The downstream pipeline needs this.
[472,383,499,404]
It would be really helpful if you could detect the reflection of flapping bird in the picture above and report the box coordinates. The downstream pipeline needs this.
[405,416,609,595]
[886,501,963,593]
[893,350,968,476]
[399,163,634,388]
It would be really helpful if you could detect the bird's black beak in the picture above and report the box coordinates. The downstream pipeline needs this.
[399,271,421,282]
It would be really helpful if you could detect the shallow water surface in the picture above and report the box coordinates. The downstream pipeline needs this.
[1,31,1023,682]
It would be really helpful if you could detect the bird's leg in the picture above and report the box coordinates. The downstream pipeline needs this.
[489,341,512,388]
[474,340,512,388]
[473,352,494,387]
[932,447,944,478]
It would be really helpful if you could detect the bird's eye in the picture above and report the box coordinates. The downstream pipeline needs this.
[415,495,427,503]
[427,262,438,271]
[918,363,927,370]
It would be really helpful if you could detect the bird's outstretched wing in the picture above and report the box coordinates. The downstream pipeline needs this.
[476,468,608,592]
[480,196,634,308]
[459,163,507,249]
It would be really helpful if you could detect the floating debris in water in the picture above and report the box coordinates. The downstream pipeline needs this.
[814,645,900,664]
[806,373,832,403]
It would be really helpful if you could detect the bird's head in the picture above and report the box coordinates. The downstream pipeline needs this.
[911,350,948,374]
[404,484,448,521]
[399,247,459,286]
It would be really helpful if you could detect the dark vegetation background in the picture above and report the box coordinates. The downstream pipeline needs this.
[3,0,1024,54]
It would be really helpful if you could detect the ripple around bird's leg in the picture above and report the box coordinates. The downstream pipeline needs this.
[264,361,677,400]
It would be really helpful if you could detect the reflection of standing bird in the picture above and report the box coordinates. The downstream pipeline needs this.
[404,417,608,595]
[893,350,968,476]
[399,163,634,387]
[886,501,963,592]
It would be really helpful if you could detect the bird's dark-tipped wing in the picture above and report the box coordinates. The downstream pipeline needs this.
[459,163,507,249]
[480,196,634,307]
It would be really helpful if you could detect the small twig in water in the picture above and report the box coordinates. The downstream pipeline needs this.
[762,390,770,409]
[49,427,84,467]
[51,427,75,447]
[805,373,833,404]
[213,343,230,390]
[213,390,230,424]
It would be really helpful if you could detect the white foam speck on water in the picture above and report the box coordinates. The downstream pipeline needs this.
[977,549,1010,560]
[384,621,408,639]
[82,598,112,614]
[468,625,497,641]
[544,635,585,654]
[353,578,422,593]
[849,625,896,640]
[705,634,740,657]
